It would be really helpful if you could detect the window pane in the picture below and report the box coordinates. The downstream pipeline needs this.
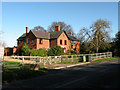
[39,39,42,44]
[65,40,67,45]
[60,40,62,45]
[28,39,29,44]
[74,42,76,46]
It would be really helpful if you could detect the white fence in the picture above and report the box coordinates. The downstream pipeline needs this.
[4,52,112,65]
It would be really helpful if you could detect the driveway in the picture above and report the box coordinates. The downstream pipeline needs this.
[3,59,120,88]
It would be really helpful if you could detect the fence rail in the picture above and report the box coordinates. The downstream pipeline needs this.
[4,52,112,65]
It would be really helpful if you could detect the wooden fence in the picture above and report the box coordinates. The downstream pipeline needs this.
[4,52,112,65]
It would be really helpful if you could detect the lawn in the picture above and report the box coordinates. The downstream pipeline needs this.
[3,61,48,84]
[92,57,120,62]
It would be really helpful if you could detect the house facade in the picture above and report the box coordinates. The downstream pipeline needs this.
[17,26,80,55]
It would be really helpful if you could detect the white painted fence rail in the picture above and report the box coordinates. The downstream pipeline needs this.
[4,52,112,65]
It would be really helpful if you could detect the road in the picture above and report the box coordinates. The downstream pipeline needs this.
[3,59,120,88]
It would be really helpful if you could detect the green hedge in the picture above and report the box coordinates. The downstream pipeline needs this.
[48,46,63,56]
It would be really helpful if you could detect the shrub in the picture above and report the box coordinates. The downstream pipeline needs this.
[47,46,63,56]
[22,43,31,56]
[66,50,71,55]
[30,48,47,57]
[71,50,77,55]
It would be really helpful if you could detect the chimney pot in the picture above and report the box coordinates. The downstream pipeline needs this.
[26,26,28,34]
[70,32,72,36]
[55,26,60,31]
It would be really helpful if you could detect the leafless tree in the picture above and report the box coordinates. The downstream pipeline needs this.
[33,26,47,32]
[47,21,75,35]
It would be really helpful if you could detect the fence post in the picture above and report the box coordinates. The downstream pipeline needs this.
[83,56,86,62]
[61,55,62,62]
[72,55,73,62]
[60,56,61,62]
[22,56,24,64]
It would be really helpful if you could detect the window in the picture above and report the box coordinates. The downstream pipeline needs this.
[60,40,62,45]
[19,41,21,44]
[24,40,25,44]
[28,39,29,44]
[71,41,73,46]
[39,39,42,44]
[64,40,67,45]
[74,41,76,46]
[31,39,34,43]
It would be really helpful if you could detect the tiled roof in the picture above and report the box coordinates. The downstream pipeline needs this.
[50,30,63,39]
[17,33,26,41]
[31,30,50,39]
[17,30,79,41]
[67,34,79,41]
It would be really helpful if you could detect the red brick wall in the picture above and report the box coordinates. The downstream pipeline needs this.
[26,31,36,49]
[57,32,69,52]
[13,48,17,54]
[50,39,57,47]
[71,40,80,54]
[36,38,50,49]
[17,40,24,54]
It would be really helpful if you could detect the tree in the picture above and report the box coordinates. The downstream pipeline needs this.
[47,21,75,35]
[90,19,112,53]
[47,46,63,56]
[77,27,91,44]
[22,43,31,56]
[112,31,120,56]
[33,26,47,32]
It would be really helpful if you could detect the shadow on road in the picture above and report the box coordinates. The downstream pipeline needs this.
[3,59,120,88]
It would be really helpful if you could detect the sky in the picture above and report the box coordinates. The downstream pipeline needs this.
[2,2,118,47]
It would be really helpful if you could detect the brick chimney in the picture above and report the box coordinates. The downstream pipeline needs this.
[55,26,60,31]
[70,31,72,36]
[26,26,29,34]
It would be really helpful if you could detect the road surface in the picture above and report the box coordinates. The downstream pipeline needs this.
[3,59,120,88]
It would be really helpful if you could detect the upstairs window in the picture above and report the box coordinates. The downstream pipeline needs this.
[71,41,73,46]
[60,40,62,45]
[28,39,29,44]
[24,40,26,44]
[39,39,42,44]
[74,41,76,46]
[64,40,67,45]
[31,39,34,43]
[19,41,21,44]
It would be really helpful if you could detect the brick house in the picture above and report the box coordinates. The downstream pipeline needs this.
[17,26,80,55]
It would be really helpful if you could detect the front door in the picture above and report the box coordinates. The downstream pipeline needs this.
[63,48,66,53]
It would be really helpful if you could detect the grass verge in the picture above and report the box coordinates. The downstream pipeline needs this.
[92,57,120,62]
[3,61,48,84]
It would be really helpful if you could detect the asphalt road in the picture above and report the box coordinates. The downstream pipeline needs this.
[3,59,120,88]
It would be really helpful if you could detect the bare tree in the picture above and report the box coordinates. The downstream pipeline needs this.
[77,27,92,43]
[33,26,47,32]
[47,21,75,35]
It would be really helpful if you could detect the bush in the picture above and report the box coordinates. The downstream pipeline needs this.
[71,50,77,55]
[30,48,47,57]
[47,46,63,56]
[22,43,31,56]
[66,50,71,55]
